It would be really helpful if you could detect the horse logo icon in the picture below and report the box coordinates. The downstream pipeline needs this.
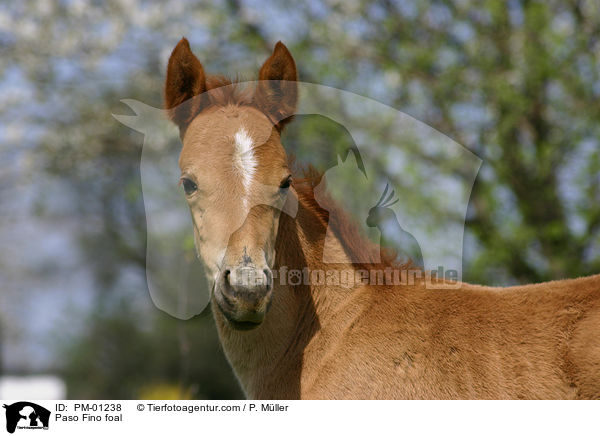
[3,402,50,434]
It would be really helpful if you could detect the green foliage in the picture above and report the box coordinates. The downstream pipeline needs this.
[59,298,243,399]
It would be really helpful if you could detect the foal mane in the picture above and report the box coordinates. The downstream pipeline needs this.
[203,75,255,107]
[290,164,403,270]
[179,75,295,131]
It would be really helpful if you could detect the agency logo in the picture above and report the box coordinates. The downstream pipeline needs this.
[2,402,50,434]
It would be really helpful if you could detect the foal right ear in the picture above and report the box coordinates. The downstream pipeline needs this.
[255,41,298,130]
[164,38,207,132]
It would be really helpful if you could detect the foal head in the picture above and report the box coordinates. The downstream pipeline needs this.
[164,38,298,330]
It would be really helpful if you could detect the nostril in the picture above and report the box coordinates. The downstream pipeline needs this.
[263,268,273,291]
[223,269,231,284]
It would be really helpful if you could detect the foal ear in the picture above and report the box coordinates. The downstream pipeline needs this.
[255,41,298,130]
[164,38,207,132]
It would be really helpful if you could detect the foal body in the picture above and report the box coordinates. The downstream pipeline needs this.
[214,189,600,400]
[164,38,600,399]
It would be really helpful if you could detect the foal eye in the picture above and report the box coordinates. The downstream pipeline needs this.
[180,178,198,195]
[279,175,292,190]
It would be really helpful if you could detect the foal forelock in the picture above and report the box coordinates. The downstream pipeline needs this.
[233,127,257,210]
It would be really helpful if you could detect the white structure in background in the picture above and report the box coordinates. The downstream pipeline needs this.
[0,375,66,400]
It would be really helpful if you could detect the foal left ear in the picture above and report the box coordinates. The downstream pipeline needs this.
[255,41,298,130]
[164,38,207,134]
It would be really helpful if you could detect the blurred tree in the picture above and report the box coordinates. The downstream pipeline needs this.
[275,0,600,284]
[59,302,243,399]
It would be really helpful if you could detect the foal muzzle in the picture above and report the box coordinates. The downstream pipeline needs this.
[214,265,273,330]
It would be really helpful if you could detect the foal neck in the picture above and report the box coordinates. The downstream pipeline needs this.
[212,191,352,398]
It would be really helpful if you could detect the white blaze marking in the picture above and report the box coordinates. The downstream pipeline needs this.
[234,127,256,209]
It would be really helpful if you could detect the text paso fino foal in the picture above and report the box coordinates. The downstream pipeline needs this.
[164,38,600,399]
